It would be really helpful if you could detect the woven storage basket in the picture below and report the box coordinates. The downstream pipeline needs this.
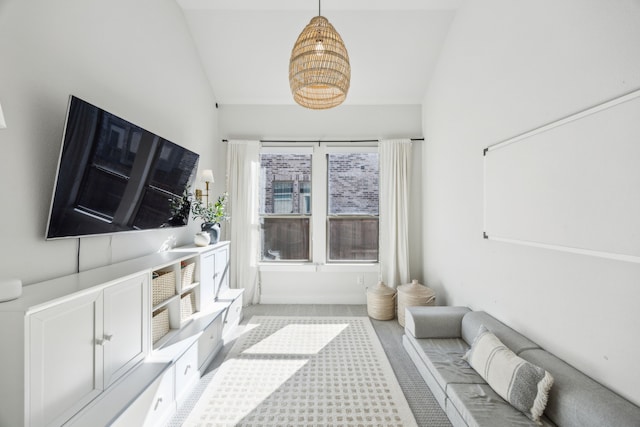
[397,279,436,327]
[181,262,196,289]
[366,281,396,320]
[152,308,170,344]
[152,270,175,306]
[180,291,196,321]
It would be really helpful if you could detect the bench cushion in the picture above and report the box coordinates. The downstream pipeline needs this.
[446,383,557,427]
[406,334,484,388]
[405,306,471,338]
[461,312,540,354]
[520,349,640,427]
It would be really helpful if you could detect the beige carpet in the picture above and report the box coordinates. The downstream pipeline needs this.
[183,316,418,427]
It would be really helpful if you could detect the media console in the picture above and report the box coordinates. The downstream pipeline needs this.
[0,241,242,427]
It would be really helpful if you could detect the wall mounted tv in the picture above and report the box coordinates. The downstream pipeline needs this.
[46,96,199,240]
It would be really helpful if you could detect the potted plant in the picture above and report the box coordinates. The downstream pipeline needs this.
[191,192,228,244]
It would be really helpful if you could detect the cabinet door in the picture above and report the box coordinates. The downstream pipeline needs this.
[29,291,104,427]
[214,245,229,295]
[103,274,149,386]
[200,251,215,308]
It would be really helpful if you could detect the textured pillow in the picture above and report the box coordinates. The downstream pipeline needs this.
[463,325,554,424]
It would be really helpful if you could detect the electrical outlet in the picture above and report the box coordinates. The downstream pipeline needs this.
[357,275,364,285]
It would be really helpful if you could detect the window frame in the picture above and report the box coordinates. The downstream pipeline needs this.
[259,146,314,263]
[259,143,379,267]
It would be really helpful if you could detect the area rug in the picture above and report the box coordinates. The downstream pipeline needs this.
[183,316,418,427]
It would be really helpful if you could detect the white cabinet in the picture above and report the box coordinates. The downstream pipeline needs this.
[192,242,229,303]
[27,273,149,427]
[150,257,200,348]
[150,243,229,348]
[0,244,235,427]
[28,291,105,427]
[0,251,181,427]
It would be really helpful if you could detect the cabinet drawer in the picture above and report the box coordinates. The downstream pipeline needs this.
[223,297,243,336]
[111,365,175,427]
[175,343,199,403]
[144,365,175,427]
[198,316,223,370]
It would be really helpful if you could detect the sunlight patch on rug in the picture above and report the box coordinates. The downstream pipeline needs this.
[242,323,348,355]
[183,316,418,427]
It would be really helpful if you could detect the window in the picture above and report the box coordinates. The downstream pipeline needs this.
[259,152,312,261]
[259,145,379,265]
[327,152,379,262]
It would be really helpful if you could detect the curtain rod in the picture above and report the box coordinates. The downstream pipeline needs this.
[221,138,424,143]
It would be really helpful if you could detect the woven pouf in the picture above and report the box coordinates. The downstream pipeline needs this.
[366,281,397,320]
[397,279,436,327]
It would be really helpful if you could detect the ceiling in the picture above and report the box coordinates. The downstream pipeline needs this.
[177,0,461,106]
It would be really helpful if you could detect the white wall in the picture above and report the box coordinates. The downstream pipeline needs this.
[220,104,424,303]
[0,0,222,285]
[422,0,640,405]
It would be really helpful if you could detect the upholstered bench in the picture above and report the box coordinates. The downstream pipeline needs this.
[402,306,640,427]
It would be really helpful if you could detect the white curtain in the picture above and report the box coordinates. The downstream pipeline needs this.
[226,140,261,305]
[379,139,412,288]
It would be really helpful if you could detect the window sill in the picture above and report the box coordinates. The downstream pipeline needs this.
[258,263,380,273]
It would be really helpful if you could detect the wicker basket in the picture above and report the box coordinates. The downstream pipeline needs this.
[397,279,436,327]
[366,281,396,320]
[152,270,176,306]
[152,308,170,344]
[180,291,196,321]
[181,262,196,289]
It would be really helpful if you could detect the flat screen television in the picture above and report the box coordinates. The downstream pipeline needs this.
[46,96,199,239]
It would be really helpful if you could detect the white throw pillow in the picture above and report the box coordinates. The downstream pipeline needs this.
[463,325,554,424]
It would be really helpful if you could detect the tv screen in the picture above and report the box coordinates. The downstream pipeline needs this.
[46,96,199,239]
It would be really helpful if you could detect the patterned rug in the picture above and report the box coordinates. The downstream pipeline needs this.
[183,316,418,427]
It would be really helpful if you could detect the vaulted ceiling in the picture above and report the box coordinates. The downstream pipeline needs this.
[177,0,461,106]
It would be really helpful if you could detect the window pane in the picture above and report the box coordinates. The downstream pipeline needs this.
[260,154,312,214]
[299,181,311,214]
[261,217,310,261]
[328,218,379,261]
[273,181,293,213]
[328,153,379,215]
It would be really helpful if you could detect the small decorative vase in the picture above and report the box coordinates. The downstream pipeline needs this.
[201,222,221,245]
[194,231,211,247]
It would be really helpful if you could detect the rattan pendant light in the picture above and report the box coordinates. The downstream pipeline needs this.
[289,0,350,110]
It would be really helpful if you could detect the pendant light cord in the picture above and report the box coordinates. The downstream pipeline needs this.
[318,0,321,16]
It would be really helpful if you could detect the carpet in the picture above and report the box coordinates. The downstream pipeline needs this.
[183,316,419,427]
